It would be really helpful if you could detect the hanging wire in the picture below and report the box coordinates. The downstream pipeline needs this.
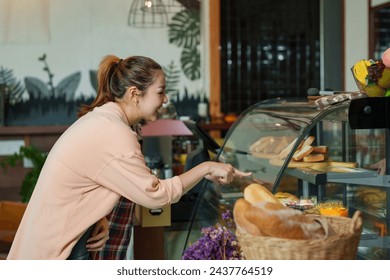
[128,0,169,28]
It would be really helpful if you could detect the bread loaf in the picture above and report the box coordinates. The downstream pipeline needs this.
[244,183,281,206]
[234,182,326,240]
[233,198,263,236]
[244,201,326,239]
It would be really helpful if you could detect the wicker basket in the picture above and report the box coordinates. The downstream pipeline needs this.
[236,214,362,260]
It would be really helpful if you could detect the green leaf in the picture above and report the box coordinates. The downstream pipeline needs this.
[163,61,181,94]
[168,10,200,49]
[181,47,201,81]
[1,145,47,203]
[0,66,25,104]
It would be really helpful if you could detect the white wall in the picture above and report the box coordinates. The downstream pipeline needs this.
[344,0,369,91]
[1,0,389,100]
[0,0,204,99]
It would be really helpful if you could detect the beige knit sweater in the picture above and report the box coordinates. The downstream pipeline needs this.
[7,102,184,259]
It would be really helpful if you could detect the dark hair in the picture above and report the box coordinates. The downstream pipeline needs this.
[78,55,162,117]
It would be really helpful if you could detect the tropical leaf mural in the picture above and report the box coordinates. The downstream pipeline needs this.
[0,66,25,105]
[55,72,81,102]
[24,76,50,99]
[163,60,181,95]
[181,47,200,81]
[4,54,92,126]
[24,72,80,102]
[89,70,98,93]
[168,8,201,81]
[168,10,200,48]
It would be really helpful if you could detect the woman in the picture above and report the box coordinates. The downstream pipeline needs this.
[7,55,250,259]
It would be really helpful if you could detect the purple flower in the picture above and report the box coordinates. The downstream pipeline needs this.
[182,210,244,260]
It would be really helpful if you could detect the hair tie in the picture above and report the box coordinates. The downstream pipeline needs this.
[114,59,123,71]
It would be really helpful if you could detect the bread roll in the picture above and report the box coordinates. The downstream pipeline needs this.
[250,136,274,153]
[245,201,326,239]
[274,192,299,203]
[244,183,281,206]
[278,138,298,159]
[233,198,263,236]
[272,136,294,154]
[292,145,314,161]
[313,145,328,154]
[302,136,315,147]
[249,138,265,153]
[303,153,325,162]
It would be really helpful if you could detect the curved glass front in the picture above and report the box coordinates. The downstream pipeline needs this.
[182,97,352,252]
[182,97,390,259]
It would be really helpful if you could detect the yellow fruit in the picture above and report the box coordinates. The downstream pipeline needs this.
[352,60,371,87]
[364,84,386,97]
[378,68,390,88]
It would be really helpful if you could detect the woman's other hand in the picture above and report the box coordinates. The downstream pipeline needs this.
[86,217,109,251]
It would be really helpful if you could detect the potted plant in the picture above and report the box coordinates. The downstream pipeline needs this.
[1,145,47,203]
[0,145,45,257]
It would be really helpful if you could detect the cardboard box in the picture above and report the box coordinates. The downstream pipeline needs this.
[0,201,27,253]
[140,205,171,227]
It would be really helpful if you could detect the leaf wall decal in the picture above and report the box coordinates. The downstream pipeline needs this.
[56,72,81,101]
[89,70,98,93]
[181,47,200,80]
[0,66,25,104]
[168,10,200,48]
[24,76,49,99]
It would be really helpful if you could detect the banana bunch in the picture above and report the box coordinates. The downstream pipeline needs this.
[352,48,390,97]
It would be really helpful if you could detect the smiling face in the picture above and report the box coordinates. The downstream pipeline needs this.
[137,70,168,122]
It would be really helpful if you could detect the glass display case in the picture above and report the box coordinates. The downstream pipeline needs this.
[183,96,390,260]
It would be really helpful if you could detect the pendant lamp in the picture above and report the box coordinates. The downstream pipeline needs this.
[128,0,169,28]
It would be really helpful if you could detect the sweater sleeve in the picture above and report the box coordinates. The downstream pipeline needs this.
[94,150,184,209]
